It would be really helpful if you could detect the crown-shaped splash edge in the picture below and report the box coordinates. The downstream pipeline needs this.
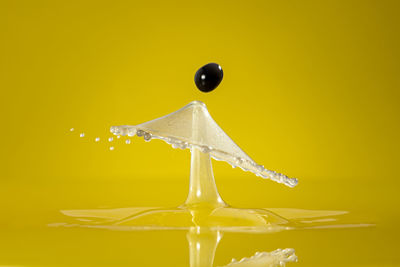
[110,101,298,187]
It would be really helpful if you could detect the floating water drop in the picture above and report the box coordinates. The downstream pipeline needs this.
[108,137,113,142]
[70,128,74,132]
[117,135,121,139]
[125,139,131,144]
[109,146,114,151]
[79,133,85,137]
[194,63,223,93]
[95,137,100,142]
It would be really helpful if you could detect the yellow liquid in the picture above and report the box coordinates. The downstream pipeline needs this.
[0,175,396,266]
[1,0,399,266]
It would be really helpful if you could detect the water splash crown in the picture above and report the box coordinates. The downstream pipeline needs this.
[111,100,297,187]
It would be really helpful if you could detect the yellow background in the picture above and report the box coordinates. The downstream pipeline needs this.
[0,0,399,266]
[1,0,399,183]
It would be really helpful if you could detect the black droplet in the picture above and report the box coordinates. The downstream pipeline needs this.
[194,63,223,93]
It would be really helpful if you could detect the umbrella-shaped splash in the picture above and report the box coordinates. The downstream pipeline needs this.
[111,100,298,188]
[104,100,298,227]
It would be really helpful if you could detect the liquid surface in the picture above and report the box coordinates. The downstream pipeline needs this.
[0,178,397,266]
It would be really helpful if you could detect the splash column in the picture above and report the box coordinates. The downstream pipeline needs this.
[184,102,226,209]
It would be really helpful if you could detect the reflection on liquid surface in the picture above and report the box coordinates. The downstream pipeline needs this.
[185,228,297,267]
[49,205,371,267]
[53,219,298,267]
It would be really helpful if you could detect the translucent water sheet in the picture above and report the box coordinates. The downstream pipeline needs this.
[111,100,298,188]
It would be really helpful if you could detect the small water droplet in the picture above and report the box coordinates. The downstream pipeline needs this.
[143,132,151,141]
[127,128,136,136]
[80,133,85,137]
[201,146,210,153]
[95,137,100,142]
[117,135,121,139]
[125,139,131,144]
[109,146,114,150]
[234,157,243,165]
[136,130,144,137]
[180,142,187,149]
[108,137,113,142]
[70,128,74,132]
[110,126,121,135]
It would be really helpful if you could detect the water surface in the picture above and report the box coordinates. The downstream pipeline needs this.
[0,178,397,266]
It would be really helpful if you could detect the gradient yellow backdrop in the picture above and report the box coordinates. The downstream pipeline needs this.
[0,1,399,266]
[1,0,399,184]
